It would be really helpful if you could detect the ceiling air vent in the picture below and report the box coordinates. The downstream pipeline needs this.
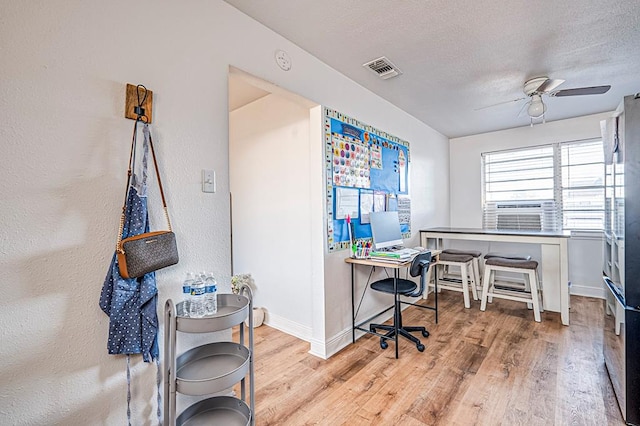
[363,56,402,80]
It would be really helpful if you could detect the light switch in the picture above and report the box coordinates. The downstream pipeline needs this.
[202,169,216,193]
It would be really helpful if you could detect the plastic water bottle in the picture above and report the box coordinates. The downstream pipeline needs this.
[189,273,205,318]
[204,272,218,315]
[182,272,195,317]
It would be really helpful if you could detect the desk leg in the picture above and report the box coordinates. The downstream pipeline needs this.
[351,263,356,344]
[394,269,399,359]
[435,265,438,324]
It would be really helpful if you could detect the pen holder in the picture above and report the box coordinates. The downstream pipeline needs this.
[354,245,371,259]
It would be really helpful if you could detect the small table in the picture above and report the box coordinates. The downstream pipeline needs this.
[345,251,440,359]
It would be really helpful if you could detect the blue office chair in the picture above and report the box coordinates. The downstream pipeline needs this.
[369,251,433,352]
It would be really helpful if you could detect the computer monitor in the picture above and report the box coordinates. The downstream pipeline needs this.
[370,211,403,250]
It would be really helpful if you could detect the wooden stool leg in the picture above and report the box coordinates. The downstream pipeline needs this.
[535,269,543,313]
[435,263,443,294]
[487,266,495,304]
[460,263,471,308]
[524,272,533,310]
[480,265,491,311]
[468,261,479,301]
[528,270,541,322]
[423,263,435,300]
[472,257,482,292]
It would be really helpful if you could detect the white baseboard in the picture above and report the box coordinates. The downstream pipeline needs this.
[264,311,312,342]
[263,312,370,360]
[309,338,329,359]
[264,312,359,359]
[570,283,605,299]
[314,326,365,359]
[318,309,397,359]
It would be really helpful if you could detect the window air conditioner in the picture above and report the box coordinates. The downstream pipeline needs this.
[483,201,558,231]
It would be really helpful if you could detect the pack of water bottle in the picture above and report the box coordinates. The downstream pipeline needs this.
[182,271,217,317]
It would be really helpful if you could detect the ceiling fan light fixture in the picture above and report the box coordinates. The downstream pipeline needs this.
[527,94,546,118]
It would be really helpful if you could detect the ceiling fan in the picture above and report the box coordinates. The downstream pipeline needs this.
[478,77,611,124]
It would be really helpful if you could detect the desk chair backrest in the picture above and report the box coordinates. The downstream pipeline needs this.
[407,251,432,298]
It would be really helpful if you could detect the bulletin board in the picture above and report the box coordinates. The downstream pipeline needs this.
[325,107,411,251]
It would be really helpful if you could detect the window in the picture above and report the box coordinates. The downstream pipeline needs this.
[560,140,605,230]
[482,139,604,231]
[483,145,555,203]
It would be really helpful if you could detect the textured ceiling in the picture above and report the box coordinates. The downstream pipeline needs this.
[224,0,640,138]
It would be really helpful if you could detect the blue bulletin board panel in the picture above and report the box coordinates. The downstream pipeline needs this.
[324,107,411,251]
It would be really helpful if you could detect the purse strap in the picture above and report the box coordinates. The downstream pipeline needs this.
[116,120,172,253]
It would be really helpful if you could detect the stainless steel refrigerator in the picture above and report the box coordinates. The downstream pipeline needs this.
[602,94,640,425]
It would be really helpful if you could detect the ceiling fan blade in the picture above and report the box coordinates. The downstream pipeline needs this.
[474,96,526,111]
[552,85,611,97]
[537,78,565,93]
[517,99,530,118]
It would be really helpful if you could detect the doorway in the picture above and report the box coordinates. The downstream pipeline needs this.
[228,68,322,343]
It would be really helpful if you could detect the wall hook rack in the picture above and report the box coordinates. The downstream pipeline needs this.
[125,83,153,123]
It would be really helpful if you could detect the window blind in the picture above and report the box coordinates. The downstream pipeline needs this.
[482,139,604,231]
[560,140,605,231]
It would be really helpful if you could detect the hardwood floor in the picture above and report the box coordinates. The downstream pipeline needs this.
[240,292,623,425]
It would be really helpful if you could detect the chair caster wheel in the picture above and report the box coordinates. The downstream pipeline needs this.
[422,330,430,337]
[380,339,388,349]
[417,344,425,352]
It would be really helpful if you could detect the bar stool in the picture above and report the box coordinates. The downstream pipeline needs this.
[482,252,532,294]
[480,257,542,322]
[483,252,531,261]
[483,253,531,277]
[441,248,482,293]
[429,252,478,308]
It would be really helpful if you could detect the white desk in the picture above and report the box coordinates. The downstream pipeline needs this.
[420,227,571,325]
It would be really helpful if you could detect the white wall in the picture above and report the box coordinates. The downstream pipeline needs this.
[229,88,450,358]
[449,113,612,298]
[323,107,450,356]
[0,0,449,423]
[230,93,315,339]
